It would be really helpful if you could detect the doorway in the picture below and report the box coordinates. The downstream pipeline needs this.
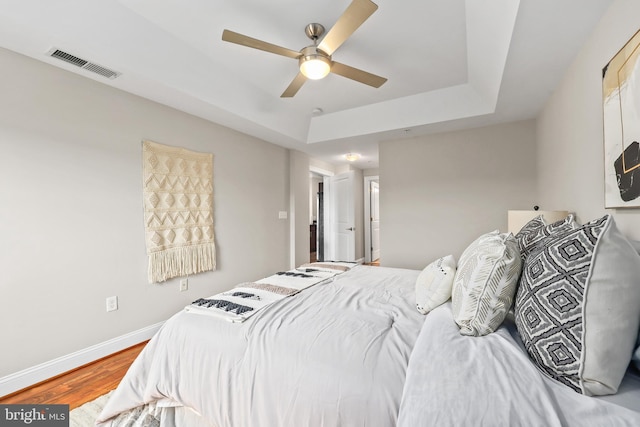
[310,172,324,262]
[310,168,359,263]
[364,176,380,264]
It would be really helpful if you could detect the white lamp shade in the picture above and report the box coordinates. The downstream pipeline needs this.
[300,56,330,80]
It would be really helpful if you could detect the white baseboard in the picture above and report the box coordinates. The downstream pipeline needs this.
[0,321,163,397]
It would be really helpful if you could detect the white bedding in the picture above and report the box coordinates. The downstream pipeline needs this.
[97,264,640,427]
[398,303,640,427]
[97,265,425,427]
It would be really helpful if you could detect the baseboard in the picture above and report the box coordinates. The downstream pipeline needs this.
[0,321,163,398]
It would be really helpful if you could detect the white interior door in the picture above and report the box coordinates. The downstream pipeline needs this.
[324,172,355,261]
[370,180,380,262]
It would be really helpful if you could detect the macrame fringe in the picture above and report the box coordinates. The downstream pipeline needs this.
[148,243,216,283]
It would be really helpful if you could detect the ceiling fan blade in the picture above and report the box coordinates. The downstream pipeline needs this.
[281,72,308,98]
[222,30,301,59]
[330,61,387,88]
[317,0,378,56]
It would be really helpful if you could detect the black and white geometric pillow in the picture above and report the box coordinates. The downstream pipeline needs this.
[513,215,545,253]
[514,214,578,261]
[515,214,640,395]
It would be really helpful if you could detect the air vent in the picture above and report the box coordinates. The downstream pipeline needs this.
[47,48,121,79]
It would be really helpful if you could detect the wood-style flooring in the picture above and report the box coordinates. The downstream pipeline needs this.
[0,341,147,410]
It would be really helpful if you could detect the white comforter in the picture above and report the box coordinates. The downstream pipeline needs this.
[398,302,640,427]
[97,266,425,427]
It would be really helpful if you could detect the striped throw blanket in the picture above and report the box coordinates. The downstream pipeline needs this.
[184,262,357,322]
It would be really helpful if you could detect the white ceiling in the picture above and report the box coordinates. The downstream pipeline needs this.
[0,0,613,168]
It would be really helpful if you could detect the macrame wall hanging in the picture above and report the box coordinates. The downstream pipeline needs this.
[142,140,216,283]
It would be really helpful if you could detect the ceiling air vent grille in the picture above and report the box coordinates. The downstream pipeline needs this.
[47,48,121,79]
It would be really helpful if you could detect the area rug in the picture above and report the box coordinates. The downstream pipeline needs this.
[70,391,113,426]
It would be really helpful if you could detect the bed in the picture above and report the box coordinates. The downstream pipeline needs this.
[97,214,640,427]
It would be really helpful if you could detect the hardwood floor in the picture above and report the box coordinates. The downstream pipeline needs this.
[0,341,147,410]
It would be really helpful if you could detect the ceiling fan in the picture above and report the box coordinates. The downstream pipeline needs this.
[221,0,387,98]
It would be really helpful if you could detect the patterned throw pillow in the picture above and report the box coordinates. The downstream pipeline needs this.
[415,255,457,314]
[514,214,578,260]
[451,231,521,336]
[515,215,640,396]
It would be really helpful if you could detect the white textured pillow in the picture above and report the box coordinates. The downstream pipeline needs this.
[415,255,457,314]
[515,215,640,395]
[451,231,521,336]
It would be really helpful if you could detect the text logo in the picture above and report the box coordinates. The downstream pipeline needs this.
[0,405,68,426]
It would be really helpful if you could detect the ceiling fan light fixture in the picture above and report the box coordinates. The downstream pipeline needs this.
[222,1,385,97]
[299,48,331,80]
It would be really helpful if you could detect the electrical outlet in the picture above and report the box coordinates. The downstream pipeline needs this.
[180,279,188,292]
[106,296,118,312]
[278,211,287,219]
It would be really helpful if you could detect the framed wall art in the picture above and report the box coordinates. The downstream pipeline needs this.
[603,29,640,208]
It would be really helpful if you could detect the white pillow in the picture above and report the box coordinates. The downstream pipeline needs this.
[451,230,521,336]
[415,255,457,314]
[618,239,640,372]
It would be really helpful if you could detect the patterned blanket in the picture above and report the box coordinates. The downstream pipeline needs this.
[184,262,357,322]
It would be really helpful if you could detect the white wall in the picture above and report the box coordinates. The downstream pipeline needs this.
[0,47,290,377]
[379,120,538,269]
[537,0,640,237]
[352,168,365,261]
[289,150,311,268]
[377,0,640,269]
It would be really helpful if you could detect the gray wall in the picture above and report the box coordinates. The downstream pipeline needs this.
[537,0,640,238]
[379,120,538,269]
[289,150,311,268]
[0,47,290,376]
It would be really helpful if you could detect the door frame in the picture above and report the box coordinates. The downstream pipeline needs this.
[310,166,334,262]
[364,175,379,264]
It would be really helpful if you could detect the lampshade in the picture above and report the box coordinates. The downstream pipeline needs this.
[300,55,331,80]
[507,210,570,234]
